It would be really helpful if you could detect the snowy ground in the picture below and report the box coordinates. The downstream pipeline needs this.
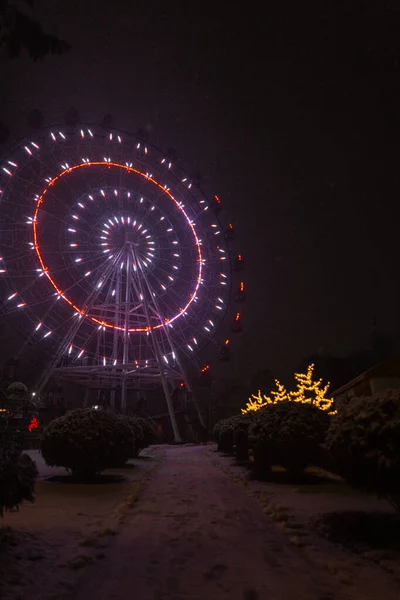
[25,449,69,479]
[69,446,400,600]
[2,445,400,600]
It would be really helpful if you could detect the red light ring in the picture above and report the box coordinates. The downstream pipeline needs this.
[32,162,203,332]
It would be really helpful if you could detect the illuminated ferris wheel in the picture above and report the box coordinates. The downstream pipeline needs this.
[0,124,244,440]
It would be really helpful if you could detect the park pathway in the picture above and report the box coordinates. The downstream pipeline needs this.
[71,445,388,600]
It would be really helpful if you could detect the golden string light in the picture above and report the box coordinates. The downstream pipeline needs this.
[241,364,336,415]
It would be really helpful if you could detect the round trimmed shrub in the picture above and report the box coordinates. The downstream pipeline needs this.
[126,416,156,456]
[41,409,135,480]
[138,418,157,450]
[233,414,254,462]
[249,401,330,480]
[325,389,400,511]
[218,415,243,454]
[0,450,38,516]
[126,416,144,457]
[7,381,28,401]
[213,420,223,445]
[248,406,273,478]
[111,415,139,466]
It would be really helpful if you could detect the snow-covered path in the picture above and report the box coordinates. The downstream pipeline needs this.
[69,444,379,600]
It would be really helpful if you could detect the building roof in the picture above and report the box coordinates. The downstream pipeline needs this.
[332,357,400,397]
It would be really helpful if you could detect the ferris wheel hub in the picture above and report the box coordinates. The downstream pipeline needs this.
[105,223,143,252]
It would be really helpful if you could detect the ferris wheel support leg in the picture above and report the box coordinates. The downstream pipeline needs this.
[152,318,206,430]
[121,377,127,414]
[159,366,182,443]
[34,314,86,395]
[120,250,133,415]
[187,386,206,429]
[110,389,116,411]
[110,264,121,413]
[177,359,204,425]
[130,246,182,443]
[83,386,90,408]
[168,352,205,429]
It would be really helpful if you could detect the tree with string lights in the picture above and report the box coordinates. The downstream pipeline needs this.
[242,364,335,415]
[289,364,335,413]
[241,379,289,414]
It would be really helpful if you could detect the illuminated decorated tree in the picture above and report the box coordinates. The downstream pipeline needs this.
[241,390,270,414]
[289,364,336,414]
[242,364,336,415]
[241,379,289,414]
[271,380,290,403]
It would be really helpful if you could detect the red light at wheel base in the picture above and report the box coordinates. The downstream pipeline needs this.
[225,339,230,345]
[28,416,39,432]
[214,195,221,204]
[235,312,240,321]
[180,381,185,387]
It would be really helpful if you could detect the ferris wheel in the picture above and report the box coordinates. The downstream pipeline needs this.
[0,124,245,440]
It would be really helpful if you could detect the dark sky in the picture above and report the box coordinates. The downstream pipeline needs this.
[1,0,400,380]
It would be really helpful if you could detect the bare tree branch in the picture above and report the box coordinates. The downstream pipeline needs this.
[0,0,70,60]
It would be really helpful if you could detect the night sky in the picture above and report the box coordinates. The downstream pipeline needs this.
[1,1,400,380]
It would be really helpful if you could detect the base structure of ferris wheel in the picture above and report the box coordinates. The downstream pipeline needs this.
[34,240,204,443]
